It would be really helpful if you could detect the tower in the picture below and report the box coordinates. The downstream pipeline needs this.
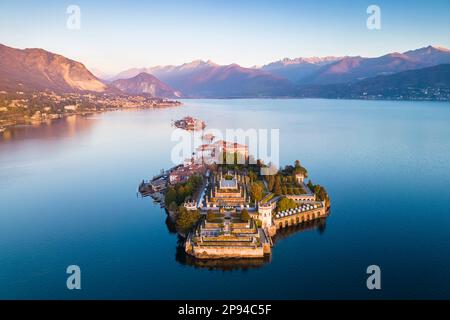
[258,203,273,229]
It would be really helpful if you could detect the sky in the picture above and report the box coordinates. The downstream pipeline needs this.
[0,0,449,75]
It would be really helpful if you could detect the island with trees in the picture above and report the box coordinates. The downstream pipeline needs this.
[140,141,330,260]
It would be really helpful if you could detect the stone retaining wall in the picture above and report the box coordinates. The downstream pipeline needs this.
[274,207,327,229]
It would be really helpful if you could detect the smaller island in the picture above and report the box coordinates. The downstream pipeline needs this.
[173,116,206,131]
[140,139,330,261]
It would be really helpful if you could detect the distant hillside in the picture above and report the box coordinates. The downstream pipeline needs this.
[112,72,181,98]
[260,56,344,82]
[114,60,294,98]
[297,64,450,99]
[109,67,152,82]
[104,45,450,99]
[403,46,450,65]
[0,44,115,93]
[300,46,450,85]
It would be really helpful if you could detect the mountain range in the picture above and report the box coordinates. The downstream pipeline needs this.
[110,60,294,98]
[300,46,450,85]
[106,45,450,98]
[260,56,344,82]
[1,43,449,99]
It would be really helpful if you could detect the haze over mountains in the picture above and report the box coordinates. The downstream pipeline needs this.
[106,45,450,98]
[1,43,449,99]
[110,60,294,98]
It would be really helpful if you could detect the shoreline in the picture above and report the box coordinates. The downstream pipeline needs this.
[0,102,183,132]
[179,96,450,102]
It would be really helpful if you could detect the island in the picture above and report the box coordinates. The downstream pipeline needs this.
[139,139,330,260]
[173,116,206,131]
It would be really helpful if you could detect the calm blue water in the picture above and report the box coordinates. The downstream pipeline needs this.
[0,99,449,299]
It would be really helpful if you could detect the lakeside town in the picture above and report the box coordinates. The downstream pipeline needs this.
[139,119,330,260]
[0,90,182,131]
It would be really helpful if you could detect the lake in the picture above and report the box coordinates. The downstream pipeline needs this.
[0,99,449,299]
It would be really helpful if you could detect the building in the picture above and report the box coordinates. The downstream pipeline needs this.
[273,202,327,229]
[169,162,205,184]
[174,116,206,131]
[185,216,272,259]
[295,172,306,183]
[214,140,249,159]
[195,140,249,164]
[285,178,316,202]
[201,133,215,143]
[257,203,273,229]
[204,171,250,209]
[183,201,198,211]
[64,104,78,111]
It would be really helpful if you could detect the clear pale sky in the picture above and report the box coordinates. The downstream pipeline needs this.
[0,0,449,74]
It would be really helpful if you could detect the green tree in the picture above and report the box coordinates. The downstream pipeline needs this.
[165,187,177,206]
[176,206,200,231]
[248,171,257,183]
[266,175,275,192]
[293,160,308,178]
[274,176,282,196]
[250,182,264,203]
[277,197,297,212]
[306,180,330,208]
[166,175,203,206]
[314,185,330,207]
[176,185,186,204]
[307,179,314,191]
[168,201,178,213]
[240,209,250,221]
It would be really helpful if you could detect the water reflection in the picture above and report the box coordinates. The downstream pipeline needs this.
[273,217,328,243]
[175,236,272,271]
[0,115,95,143]
[164,215,178,234]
